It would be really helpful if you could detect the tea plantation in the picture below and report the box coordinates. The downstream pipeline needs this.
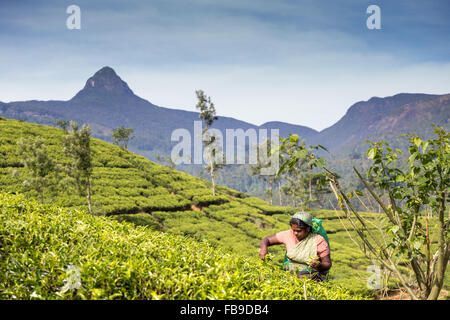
[0,118,447,298]
[0,191,363,299]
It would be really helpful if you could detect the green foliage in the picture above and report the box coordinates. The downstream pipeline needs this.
[195,89,223,196]
[3,118,445,297]
[273,134,330,209]
[365,126,449,259]
[238,197,293,215]
[112,125,134,149]
[63,121,94,213]
[16,136,56,204]
[195,90,218,127]
[156,155,175,169]
[0,192,363,300]
[333,125,450,299]
[192,195,229,206]
[54,119,70,132]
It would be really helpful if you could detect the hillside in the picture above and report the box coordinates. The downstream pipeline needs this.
[1,117,448,298]
[0,191,361,300]
[0,118,291,256]
[0,117,379,295]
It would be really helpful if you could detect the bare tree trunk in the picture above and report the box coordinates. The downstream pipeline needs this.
[278,181,283,206]
[87,177,92,214]
[269,178,273,205]
[425,217,431,285]
[309,178,312,202]
[428,191,447,300]
[365,190,375,212]
[210,158,215,196]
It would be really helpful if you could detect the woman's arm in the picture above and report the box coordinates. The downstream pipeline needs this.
[259,235,282,260]
[311,235,332,272]
[310,254,332,272]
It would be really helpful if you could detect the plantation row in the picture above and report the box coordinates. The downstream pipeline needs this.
[0,192,364,300]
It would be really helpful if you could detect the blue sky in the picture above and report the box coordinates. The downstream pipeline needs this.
[1,0,449,131]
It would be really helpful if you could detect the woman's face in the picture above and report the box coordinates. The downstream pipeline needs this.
[291,223,310,241]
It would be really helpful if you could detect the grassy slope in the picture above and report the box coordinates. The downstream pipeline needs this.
[0,117,447,298]
[0,192,362,299]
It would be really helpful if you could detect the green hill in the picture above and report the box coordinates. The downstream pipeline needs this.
[1,117,447,298]
[0,116,295,261]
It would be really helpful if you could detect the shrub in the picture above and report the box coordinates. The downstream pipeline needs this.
[192,195,229,206]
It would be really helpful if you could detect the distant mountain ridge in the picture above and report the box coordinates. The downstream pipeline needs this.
[1,66,448,182]
[311,93,449,154]
[0,67,321,159]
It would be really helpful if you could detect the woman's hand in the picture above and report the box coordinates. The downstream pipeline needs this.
[306,255,321,270]
[310,255,332,272]
[259,235,281,260]
[309,259,321,270]
[259,248,268,260]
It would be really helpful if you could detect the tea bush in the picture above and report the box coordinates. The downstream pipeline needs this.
[192,195,229,206]
[0,192,364,300]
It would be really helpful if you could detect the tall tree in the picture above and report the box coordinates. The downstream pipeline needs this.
[16,137,55,204]
[195,90,223,195]
[112,125,134,149]
[63,121,94,214]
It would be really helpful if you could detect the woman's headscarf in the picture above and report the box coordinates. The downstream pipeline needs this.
[291,211,330,247]
[291,212,313,227]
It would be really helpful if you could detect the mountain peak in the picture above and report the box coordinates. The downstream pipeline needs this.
[71,66,135,101]
[92,66,119,79]
[85,66,133,94]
